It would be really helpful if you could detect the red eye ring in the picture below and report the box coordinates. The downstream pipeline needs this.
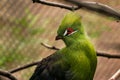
[67,28,74,35]
[63,27,76,36]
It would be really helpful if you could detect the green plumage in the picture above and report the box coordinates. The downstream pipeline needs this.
[30,12,97,80]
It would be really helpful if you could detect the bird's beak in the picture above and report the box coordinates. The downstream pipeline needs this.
[55,35,62,40]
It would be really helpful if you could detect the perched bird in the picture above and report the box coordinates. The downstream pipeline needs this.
[30,13,97,80]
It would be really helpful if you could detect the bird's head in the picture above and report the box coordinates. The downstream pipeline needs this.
[56,12,86,46]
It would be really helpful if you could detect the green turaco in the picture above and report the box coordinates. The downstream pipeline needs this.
[30,12,97,80]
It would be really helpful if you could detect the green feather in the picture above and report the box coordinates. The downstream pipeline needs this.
[30,12,97,80]
[57,12,97,80]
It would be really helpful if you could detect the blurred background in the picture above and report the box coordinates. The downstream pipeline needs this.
[0,0,120,80]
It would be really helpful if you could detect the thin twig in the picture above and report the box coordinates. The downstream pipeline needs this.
[41,43,59,50]
[0,70,17,80]
[41,43,120,59]
[109,69,120,80]
[9,61,41,73]
[97,51,120,59]
[32,0,120,19]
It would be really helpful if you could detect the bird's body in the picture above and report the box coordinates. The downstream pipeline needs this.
[30,13,97,80]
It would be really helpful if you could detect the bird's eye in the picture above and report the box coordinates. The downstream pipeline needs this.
[63,28,77,36]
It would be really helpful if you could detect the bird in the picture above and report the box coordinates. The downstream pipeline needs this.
[29,12,97,80]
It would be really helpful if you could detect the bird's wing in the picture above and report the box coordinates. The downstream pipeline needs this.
[29,52,71,80]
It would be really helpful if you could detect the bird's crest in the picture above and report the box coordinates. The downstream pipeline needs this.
[57,12,83,36]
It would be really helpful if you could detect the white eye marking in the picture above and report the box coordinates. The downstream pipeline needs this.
[63,30,78,36]
[68,30,78,36]
[68,30,77,36]
[63,29,68,36]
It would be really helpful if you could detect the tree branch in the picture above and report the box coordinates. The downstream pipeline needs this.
[9,61,40,73]
[66,0,120,19]
[32,0,120,19]
[6,43,119,74]
[109,69,120,80]
[32,0,80,11]
[0,70,17,80]
[97,51,120,59]
[41,43,120,59]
